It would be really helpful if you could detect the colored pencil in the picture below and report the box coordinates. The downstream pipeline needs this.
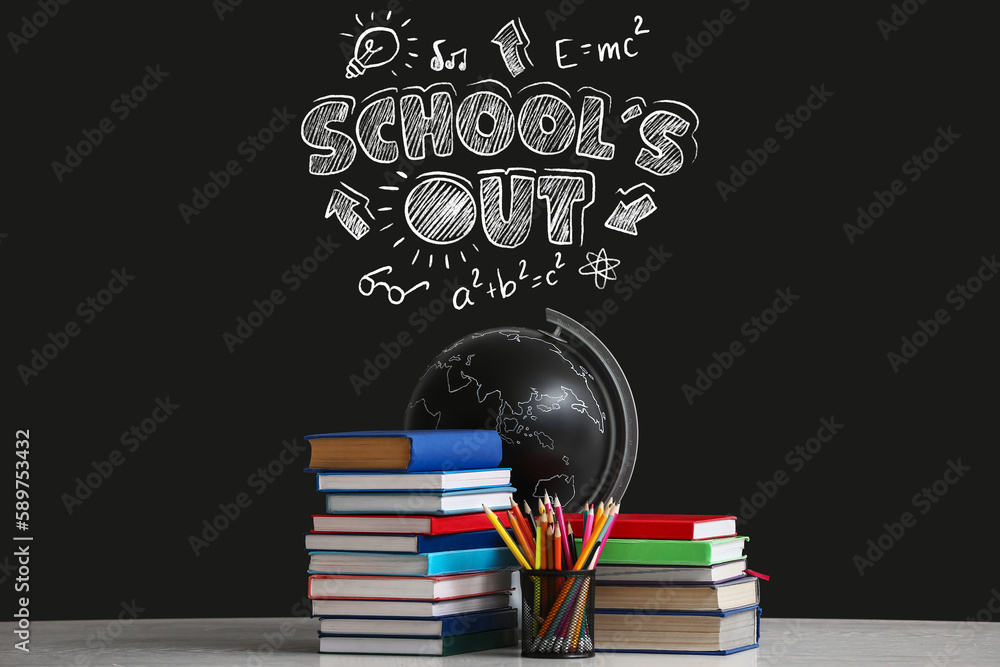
[554,495,571,567]
[573,506,609,570]
[554,525,562,571]
[482,505,532,569]
[567,523,578,564]
[535,524,542,569]
[511,499,535,554]
[540,523,546,570]
[507,510,533,565]
[583,503,594,545]
[587,505,619,569]
[511,498,536,555]
[546,524,555,570]
[580,504,616,570]
[523,500,537,533]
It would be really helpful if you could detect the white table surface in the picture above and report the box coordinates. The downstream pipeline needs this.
[2,616,998,666]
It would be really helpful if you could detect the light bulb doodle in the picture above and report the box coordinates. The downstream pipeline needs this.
[345,26,400,79]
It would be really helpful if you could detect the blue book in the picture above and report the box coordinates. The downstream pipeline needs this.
[307,546,520,576]
[305,430,502,472]
[594,605,761,655]
[304,529,506,553]
[317,607,518,638]
[323,486,515,515]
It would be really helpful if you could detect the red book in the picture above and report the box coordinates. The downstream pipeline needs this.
[563,513,736,540]
[311,511,511,535]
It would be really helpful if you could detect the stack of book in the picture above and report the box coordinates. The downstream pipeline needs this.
[304,429,521,656]
[565,512,761,655]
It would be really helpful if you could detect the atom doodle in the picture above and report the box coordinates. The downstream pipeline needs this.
[578,247,620,288]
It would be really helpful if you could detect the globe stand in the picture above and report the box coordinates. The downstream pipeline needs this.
[542,309,638,507]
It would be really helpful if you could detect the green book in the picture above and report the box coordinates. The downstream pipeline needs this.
[318,627,518,655]
[578,536,749,566]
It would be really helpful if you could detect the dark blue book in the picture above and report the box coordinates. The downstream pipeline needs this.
[305,430,502,472]
[317,607,518,638]
[304,529,505,553]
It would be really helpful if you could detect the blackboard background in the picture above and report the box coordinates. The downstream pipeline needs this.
[5,0,996,623]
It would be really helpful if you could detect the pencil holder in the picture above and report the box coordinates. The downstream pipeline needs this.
[520,569,595,658]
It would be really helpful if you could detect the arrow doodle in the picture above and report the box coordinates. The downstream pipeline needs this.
[604,192,657,236]
[492,18,533,78]
[325,183,375,240]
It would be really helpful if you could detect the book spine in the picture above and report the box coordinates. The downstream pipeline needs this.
[416,530,505,553]
[407,431,503,472]
[426,548,519,575]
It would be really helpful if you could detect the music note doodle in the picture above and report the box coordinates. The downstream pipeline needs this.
[430,40,467,72]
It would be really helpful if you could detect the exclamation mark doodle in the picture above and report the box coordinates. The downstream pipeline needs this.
[492,18,533,78]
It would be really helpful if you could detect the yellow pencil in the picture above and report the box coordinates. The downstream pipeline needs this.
[482,505,532,569]
[535,524,542,569]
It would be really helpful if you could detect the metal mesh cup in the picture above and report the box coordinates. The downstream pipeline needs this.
[520,569,595,658]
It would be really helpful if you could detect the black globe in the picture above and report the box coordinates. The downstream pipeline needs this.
[403,315,636,513]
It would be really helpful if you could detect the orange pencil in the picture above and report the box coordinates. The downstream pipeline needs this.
[507,510,533,564]
[511,498,536,555]
[554,525,562,570]
[539,512,548,563]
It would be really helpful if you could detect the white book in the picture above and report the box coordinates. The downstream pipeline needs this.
[315,468,511,491]
[311,593,512,618]
[323,487,514,515]
[308,571,514,600]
